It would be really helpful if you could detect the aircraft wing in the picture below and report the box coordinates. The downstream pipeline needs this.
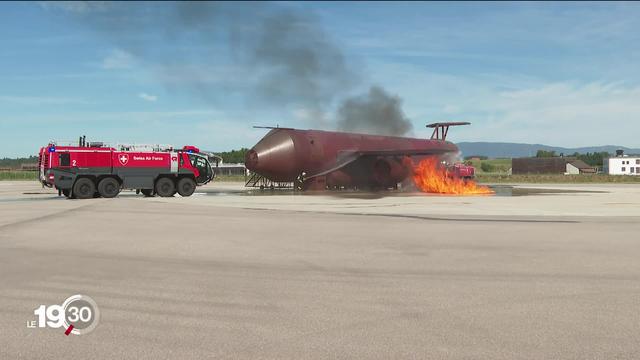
[306,148,452,178]
[349,148,453,157]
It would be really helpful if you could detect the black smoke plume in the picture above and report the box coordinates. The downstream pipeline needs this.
[46,1,413,136]
[337,86,413,136]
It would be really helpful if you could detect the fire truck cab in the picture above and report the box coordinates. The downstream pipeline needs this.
[38,137,214,199]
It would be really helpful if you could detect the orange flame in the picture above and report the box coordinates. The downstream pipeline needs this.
[412,157,494,195]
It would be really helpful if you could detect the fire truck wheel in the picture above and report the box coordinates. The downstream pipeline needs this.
[141,189,154,197]
[73,178,96,199]
[98,177,120,198]
[177,177,196,197]
[155,177,175,197]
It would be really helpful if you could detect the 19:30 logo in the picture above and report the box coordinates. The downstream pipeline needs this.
[29,294,100,336]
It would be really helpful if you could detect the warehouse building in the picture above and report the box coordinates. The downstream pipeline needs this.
[513,157,596,175]
[512,157,570,174]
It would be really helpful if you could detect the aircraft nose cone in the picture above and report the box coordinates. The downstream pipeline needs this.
[245,149,259,170]
[245,130,299,181]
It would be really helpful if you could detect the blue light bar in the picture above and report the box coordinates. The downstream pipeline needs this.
[48,146,56,153]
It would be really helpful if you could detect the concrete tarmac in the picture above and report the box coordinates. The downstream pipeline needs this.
[1,181,640,359]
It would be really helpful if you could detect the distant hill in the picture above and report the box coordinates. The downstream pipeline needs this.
[457,142,640,159]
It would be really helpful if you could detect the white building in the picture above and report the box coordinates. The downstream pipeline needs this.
[565,160,596,175]
[604,156,640,175]
[215,163,248,176]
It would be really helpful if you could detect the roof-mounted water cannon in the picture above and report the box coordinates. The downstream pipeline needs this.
[426,122,470,141]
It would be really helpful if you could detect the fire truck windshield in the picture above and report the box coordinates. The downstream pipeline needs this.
[188,154,213,184]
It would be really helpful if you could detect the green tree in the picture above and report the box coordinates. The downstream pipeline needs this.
[464,155,488,160]
[536,150,556,158]
[576,152,610,166]
[0,156,38,169]
[216,148,249,164]
[480,162,495,173]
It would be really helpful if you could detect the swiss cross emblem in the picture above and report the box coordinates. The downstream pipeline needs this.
[119,154,129,166]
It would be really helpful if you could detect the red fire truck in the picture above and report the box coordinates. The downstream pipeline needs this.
[447,163,476,180]
[38,137,214,199]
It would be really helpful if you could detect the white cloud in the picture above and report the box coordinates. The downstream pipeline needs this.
[102,49,134,70]
[0,109,251,157]
[150,63,249,87]
[38,1,110,13]
[0,95,90,105]
[479,82,640,146]
[291,107,329,127]
[365,60,640,147]
[432,81,640,148]
[138,93,158,102]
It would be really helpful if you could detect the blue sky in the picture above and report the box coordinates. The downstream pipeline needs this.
[1,1,640,157]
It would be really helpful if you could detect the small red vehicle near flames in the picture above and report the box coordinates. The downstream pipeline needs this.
[38,136,214,199]
[447,163,475,180]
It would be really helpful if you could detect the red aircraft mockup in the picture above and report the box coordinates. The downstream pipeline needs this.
[245,122,469,190]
